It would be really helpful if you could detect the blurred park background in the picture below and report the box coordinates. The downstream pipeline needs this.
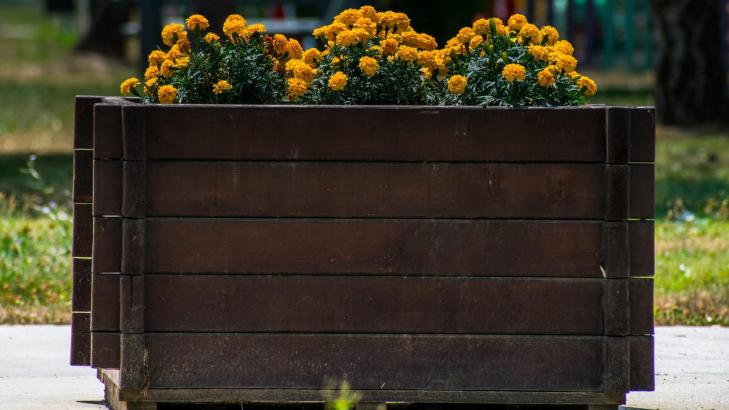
[0,0,727,326]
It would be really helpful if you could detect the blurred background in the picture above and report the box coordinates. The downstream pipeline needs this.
[0,0,727,326]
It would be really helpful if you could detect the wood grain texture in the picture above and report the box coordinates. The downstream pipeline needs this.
[93,160,122,216]
[91,273,120,332]
[629,164,655,219]
[141,105,609,162]
[94,104,123,160]
[91,332,120,369]
[72,203,92,257]
[145,334,604,391]
[629,221,654,277]
[72,258,92,312]
[73,149,93,203]
[144,276,604,334]
[630,336,655,391]
[74,96,102,149]
[92,217,122,273]
[70,312,91,366]
[629,279,654,335]
[144,219,608,276]
[629,108,656,163]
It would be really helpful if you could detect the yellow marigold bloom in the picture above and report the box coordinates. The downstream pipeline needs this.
[420,67,433,79]
[469,35,484,51]
[336,8,363,26]
[174,56,190,68]
[507,14,528,32]
[119,77,140,95]
[528,45,550,61]
[328,71,348,91]
[490,17,507,35]
[553,40,574,55]
[223,14,247,41]
[204,32,220,43]
[418,50,437,68]
[303,48,322,64]
[381,38,399,55]
[213,80,232,94]
[417,33,438,50]
[457,27,476,44]
[567,71,581,80]
[577,76,597,97]
[186,14,209,31]
[288,78,309,100]
[502,63,526,82]
[293,61,314,82]
[537,67,556,87]
[519,24,541,44]
[368,45,383,55]
[359,56,379,77]
[400,30,420,47]
[161,23,185,47]
[336,30,359,46]
[447,75,467,94]
[331,57,341,66]
[144,65,159,80]
[550,52,577,73]
[285,58,303,72]
[360,5,378,22]
[247,23,266,34]
[540,25,559,45]
[354,17,377,37]
[352,27,371,42]
[312,26,328,40]
[271,34,288,55]
[287,39,304,59]
[157,85,177,104]
[177,37,191,53]
[473,18,489,35]
[148,50,166,65]
[145,77,157,88]
[394,12,411,31]
[160,59,174,77]
[395,45,418,62]
[166,44,185,60]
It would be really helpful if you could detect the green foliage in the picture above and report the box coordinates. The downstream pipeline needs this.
[322,381,362,410]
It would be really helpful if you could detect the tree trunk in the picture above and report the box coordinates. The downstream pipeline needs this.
[74,0,132,59]
[652,0,727,125]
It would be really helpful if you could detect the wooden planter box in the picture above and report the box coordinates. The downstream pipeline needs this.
[70,96,655,409]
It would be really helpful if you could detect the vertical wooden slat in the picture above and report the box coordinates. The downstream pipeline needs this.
[604,337,630,392]
[74,96,102,149]
[605,165,629,221]
[92,217,122,273]
[629,108,656,163]
[629,279,654,335]
[92,332,121,369]
[604,280,629,336]
[72,258,92,312]
[73,149,93,203]
[91,273,121,332]
[72,203,93,257]
[93,160,123,216]
[94,104,124,160]
[70,312,91,366]
[602,222,629,278]
[629,336,655,391]
[606,107,630,164]
[630,221,654,277]
[629,164,655,219]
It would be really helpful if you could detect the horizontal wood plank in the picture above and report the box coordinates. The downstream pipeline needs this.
[70,312,91,366]
[630,278,654,335]
[145,334,604,391]
[91,274,120,332]
[630,336,655,391]
[72,203,92,257]
[144,276,604,334]
[629,164,655,219]
[138,106,610,162]
[93,160,122,216]
[91,332,120,369]
[629,221,654,277]
[92,217,122,273]
[72,258,92,312]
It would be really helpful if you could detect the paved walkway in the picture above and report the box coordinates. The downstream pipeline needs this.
[0,326,727,409]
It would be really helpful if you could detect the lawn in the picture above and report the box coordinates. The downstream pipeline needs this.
[1,4,727,325]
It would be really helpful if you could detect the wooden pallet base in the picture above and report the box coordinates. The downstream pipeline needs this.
[98,369,624,410]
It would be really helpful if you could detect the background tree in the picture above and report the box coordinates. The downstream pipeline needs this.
[652,0,727,125]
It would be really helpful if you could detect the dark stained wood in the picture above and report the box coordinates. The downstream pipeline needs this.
[629,108,656,163]
[603,222,629,278]
[144,276,604,334]
[606,108,630,164]
[604,337,630,392]
[94,104,123,160]
[92,217,122,273]
[74,96,102,149]
[122,219,145,275]
[73,149,93,203]
[72,258,92,312]
[604,280,629,336]
[143,162,606,219]
[70,312,91,365]
[145,334,604,391]
[141,105,610,162]
[93,160,123,216]
[122,161,147,218]
[629,164,655,219]
[91,273,120,332]
[120,333,146,389]
[629,336,655,391]
[72,203,92,257]
[91,332,120,369]
[629,222,654,277]
[120,275,144,333]
[144,219,607,276]
[630,279,654,335]
[605,165,629,221]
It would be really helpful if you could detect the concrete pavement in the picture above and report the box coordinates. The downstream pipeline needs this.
[0,325,727,409]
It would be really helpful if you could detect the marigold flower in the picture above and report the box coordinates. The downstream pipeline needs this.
[360,5,378,22]
[223,14,247,41]
[577,76,597,96]
[145,77,157,88]
[489,17,507,35]
[469,35,484,51]
[502,63,526,82]
[293,61,314,82]
[186,14,209,31]
[457,27,476,44]
[303,48,322,64]
[161,23,185,47]
[166,44,185,60]
[518,24,541,44]
[540,25,559,45]
[352,27,371,42]
[447,75,467,94]
[417,33,438,50]
[381,38,399,55]
[418,50,437,68]
[528,45,550,61]
[395,45,418,62]
[550,52,577,73]
[336,8,363,26]
[336,30,359,46]
[359,56,379,77]
[368,45,383,55]
[212,80,232,95]
[148,50,166,65]
[174,56,190,68]
[312,26,328,40]
[354,17,377,37]
[287,78,309,100]
[157,85,177,104]
[119,77,140,95]
[144,65,159,80]
[421,67,433,79]
[204,32,220,43]
[553,40,574,55]
[247,23,266,34]
[537,67,556,87]
[160,59,174,77]
[272,34,288,55]
[507,14,528,31]
[473,18,489,35]
[328,71,348,91]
